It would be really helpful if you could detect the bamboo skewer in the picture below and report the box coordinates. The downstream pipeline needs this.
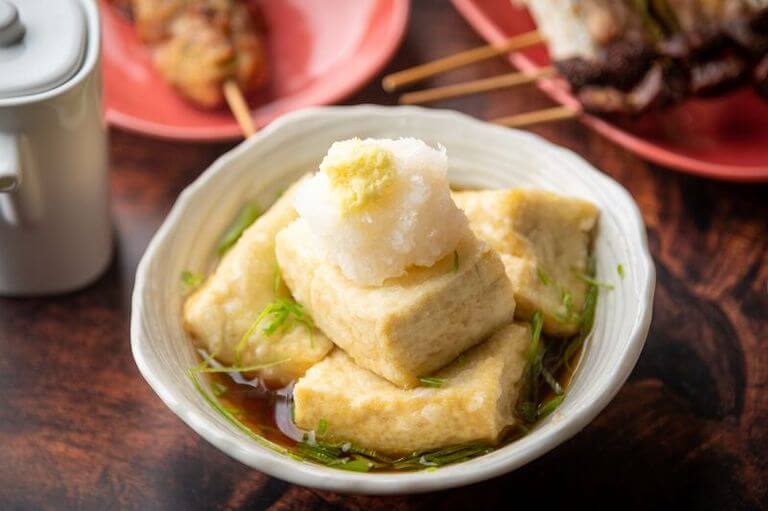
[492,106,581,129]
[382,27,579,130]
[400,66,557,105]
[382,30,545,92]
[223,80,257,138]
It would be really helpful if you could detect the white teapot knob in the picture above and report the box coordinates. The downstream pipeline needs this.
[0,1,24,46]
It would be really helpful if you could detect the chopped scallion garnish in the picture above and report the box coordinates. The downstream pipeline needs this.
[617,264,625,278]
[293,440,382,472]
[392,443,494,470]
[517,402,537,423]
[234,298,316,364]
[192,358,290,374]
[516,252,602,427]
[579,282,599,339]
[181,270,204,287]
[530,311,544,350]
[335,458,374,472]
[554,287,579,324]
[317,418,328,437]
[537,395,565,418]
[212,382,228,397]
[576,273,614,290]
[562,288,574,317]
[536,266,552,286]
[516,311,545,423]
[217,202,261,255]
[419,376,447,388]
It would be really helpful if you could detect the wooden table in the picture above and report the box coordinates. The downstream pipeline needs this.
[2,2,766,509]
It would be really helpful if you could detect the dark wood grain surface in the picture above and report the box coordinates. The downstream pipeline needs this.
[1,1,766,509]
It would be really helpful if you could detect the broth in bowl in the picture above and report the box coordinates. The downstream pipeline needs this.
[180,137,611,472]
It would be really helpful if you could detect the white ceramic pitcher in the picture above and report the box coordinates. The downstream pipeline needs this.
[0,0,111,296]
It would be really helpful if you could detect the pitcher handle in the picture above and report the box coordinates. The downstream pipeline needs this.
[0,132,19,193]
[0,133,42,226]
[0,133,22,225]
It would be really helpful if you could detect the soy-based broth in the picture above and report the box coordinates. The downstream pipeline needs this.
[202,332,585,471]
[184,155,603,472]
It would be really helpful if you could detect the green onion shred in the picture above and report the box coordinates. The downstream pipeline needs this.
[419,376,447,388]
[193,358,290,374]
[181,270,204,287]
[576,273,614,290]
[217,201,261,255]
[185,252,605,473]
[234,298,315,364]
[536,266,552,286]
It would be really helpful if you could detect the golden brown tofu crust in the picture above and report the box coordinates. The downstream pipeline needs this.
[183,178,333,386]
[294,323,531,455]
[276,220,517,388]
[454,188,598,337]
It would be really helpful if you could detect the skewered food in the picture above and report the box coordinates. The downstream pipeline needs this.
[523,0,768,113]
[109,0,268,108]
[130,0,186,43]
[182,137,608,470]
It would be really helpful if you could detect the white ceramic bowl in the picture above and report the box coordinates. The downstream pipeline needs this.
[131,106,655,494]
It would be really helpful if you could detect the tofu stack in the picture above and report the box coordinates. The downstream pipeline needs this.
[281,138,597,454]
[278,138,517,389]
[184,137,600,456]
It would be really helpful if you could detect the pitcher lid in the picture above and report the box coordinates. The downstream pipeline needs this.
[0,0,87,99]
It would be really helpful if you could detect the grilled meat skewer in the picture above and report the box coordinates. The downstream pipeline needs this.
[522,0,768,114]
[109,0,268,108]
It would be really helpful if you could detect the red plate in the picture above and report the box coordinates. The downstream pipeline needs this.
[452,0,768,182]
[101,0,410,141]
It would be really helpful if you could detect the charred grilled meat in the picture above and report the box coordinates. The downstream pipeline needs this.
[522,0,768,114]
[110,0,268,108]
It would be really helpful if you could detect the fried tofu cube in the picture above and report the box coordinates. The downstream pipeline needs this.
[275,219,516,388]
[454,189,598,336]
[293,322,531,456]
[183,180,334,386]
